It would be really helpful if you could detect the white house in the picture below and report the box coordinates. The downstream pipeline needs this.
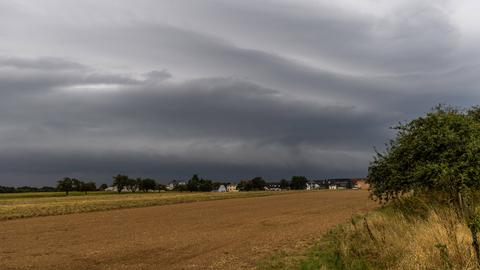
[104,186,116,192]
[218,185,227,192]
[306,182,320,190]
[226,184,238,192]
[166,180,186,190]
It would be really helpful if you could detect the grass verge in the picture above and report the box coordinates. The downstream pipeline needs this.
[259,197,479,270]
[0,191,292,221]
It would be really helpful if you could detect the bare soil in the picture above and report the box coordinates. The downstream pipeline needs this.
[0,190,375,270]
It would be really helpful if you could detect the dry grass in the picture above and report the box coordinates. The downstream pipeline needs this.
[0,191,289,220]
[261,197,480,270]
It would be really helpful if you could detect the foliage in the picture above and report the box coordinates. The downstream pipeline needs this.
[140,178,157,192]
[368,106,480,203]
[280,179,290,190]
[81,181,97,194]
[368,105,480,265]
[174,184,188,192]
[113,174,129,193]
[290,176,308,190]
[57,177,73,195]
[156,183,167,191]
[238,177,266,191]
[98,183,108,191]
[0,186,56,193]
[57,178,96,195]
[186,174,213,191]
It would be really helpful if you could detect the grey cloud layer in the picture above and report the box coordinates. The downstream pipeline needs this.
[0,0,479,185]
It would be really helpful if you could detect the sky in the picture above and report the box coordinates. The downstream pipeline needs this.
[1,0,480,186]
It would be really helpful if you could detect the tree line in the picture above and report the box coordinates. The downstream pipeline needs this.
[1,175,312,195]
[56,177,98,195]
[112,175,164,193]
[0,185,57,193]
[236,176,308,191]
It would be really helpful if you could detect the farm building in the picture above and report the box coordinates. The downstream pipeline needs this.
[218,185,227,192]
[306,181,321,190]
[166,180,187,191]
[265,183,281,191]
[226,184,238,192]
[353,178,370,189]
[308,178,356,190]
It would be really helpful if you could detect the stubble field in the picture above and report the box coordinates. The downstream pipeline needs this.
[0,191,284,220]
[0,190,375,269]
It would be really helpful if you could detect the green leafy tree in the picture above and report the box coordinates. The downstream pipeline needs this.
[174,184,188,192]
[113,174,129,193]
[198,178,213,192]
[290,176,308,190]
[140,178,156,192]
[237,180,251,191]
[79,181,96,195]
[72,178,82,191]
[156,183,167,192]
[57,177,73,196]
[99,183,108,191]
[128,178,139,192]
[212,182,224,190]
[280,179,290,190]
[251,177,266,190]
[368,106,480,264]
[185,175,214,192]
[187,174,200,192]
[237,177,266,191]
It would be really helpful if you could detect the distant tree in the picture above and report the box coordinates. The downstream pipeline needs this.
[185,174,214,192]
[80,181,97,195]
[39,186,56,192]
[237,177,266,191]
[131,177,143,192]
[57,177,73,196]
[187,174,200,192]
[0,185,56,193]
[174,184,188,192]
[212,182,223,190]
[16,186,38,192]
[198,178,213,192]
[0,186,16,193]
[71,178,82,192]
[290,176,308,190]
[280,179,290,190]
[113,174,129,193]
[236,180,251,191]
[251,177,266,191]
[140,178,156,192]
[156,183,167,192]
[98,183,108,191]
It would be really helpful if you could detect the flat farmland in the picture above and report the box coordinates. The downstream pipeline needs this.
[0,191,283,220]
[0,190,375,270]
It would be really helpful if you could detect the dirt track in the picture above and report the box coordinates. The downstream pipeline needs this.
[0,190,375,269]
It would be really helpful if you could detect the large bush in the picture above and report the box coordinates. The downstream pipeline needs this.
[368,106,480,203]
[367,105,480,264]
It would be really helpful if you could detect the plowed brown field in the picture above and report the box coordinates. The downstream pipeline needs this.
[0,190,375,270]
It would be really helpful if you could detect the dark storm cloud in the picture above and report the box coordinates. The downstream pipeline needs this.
[0,1,479,186]
[0,56,394,185]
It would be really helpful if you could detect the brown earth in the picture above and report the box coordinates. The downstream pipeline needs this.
[0,190,375,270]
